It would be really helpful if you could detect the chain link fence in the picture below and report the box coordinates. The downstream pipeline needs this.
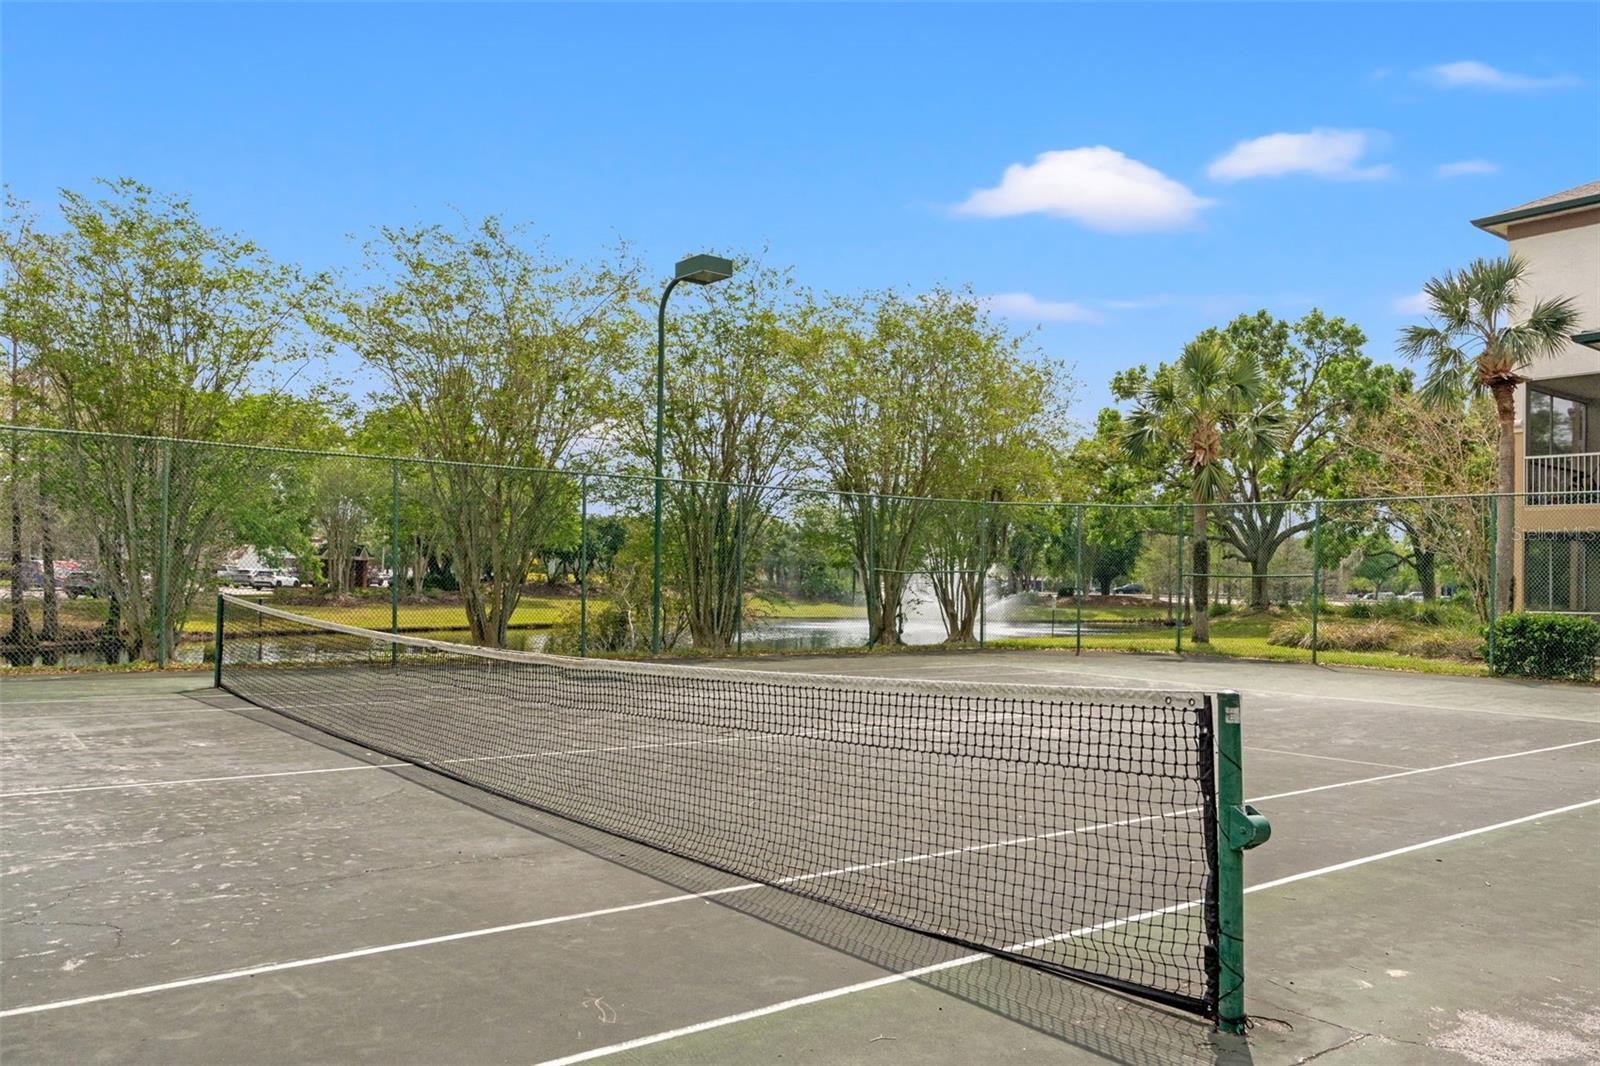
[4,425,1597,672]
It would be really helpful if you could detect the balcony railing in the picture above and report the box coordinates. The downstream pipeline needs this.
[1525,452,1600,506]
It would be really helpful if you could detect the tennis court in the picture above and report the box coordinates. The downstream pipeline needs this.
[2,611,1596,1064]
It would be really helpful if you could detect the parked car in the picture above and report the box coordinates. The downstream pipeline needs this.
[242,568,297,589]
[63,569,103,599]
[1111,582,1145,595]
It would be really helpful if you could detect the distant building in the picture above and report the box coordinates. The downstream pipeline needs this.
[1472,181,1600,615]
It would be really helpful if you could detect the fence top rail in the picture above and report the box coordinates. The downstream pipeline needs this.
[1,422,1525,511]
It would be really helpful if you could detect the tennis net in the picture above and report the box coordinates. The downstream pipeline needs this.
[215,595,1226,1017]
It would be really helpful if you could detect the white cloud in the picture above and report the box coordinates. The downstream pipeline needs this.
[1436,159,1499,178]
[1418,60,1581,91]
[1392,291,1431,316]
[955,147,1212,232]
[980,292,1104,324]
[1208,129,1391,182]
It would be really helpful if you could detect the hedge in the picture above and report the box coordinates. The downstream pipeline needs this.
[1489,613,1600,681]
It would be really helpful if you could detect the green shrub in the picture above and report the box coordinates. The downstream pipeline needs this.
[1344,602,1372,619]
[1412,604,1445,626]
[1489,613,1600,680]
[1208,602,1233,618]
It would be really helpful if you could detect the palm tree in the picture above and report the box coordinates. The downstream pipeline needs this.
[1123,337,1281,643]
[1399,255,1580,612]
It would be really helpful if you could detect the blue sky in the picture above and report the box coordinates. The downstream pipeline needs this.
[3,2,1596,419]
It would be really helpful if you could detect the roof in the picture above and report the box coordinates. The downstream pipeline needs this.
[1472,180,1600,237]
[1573,330,1600,351]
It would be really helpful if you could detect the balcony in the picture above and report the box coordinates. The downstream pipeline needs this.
[1525,452,1600,506]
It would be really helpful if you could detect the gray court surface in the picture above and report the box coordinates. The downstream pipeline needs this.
[2,653,1596,1065]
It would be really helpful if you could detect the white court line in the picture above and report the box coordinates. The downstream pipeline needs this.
[532,797,1600,1066]
[1,707,227,722]
[0,763,408,799]
[1247,746,1417,771]
[0,693,206,706]
[3,736,1596,1020]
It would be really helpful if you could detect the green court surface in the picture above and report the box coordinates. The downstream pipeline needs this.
[1,654,1595,1065]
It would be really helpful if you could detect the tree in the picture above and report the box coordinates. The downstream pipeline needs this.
[3,180,331,660]
[1203,310,1400,607]
[1348,391,1499,619]
[1400,256,1580,612]
[326,217,636,646]
[618,259,822,650]
[814,288,1071,645]
[1121,337,1281,642]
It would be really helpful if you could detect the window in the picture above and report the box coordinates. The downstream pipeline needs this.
[1526,389,1588,456]
[1523,532,1600,614]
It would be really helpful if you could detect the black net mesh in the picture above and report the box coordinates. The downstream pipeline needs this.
[217,594,1222,1015]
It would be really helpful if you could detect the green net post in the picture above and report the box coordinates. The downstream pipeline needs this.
[1074,505,1084,656]
[390,460,400,664]
[1485,493,1497,670]
[212,593,224,688]
[1174,506,1185,655]
[1310,503,1322,665]
[157,438,171,668]
[1215,690,1270,1033]
[734,494,745,655]
[578,474,589,658]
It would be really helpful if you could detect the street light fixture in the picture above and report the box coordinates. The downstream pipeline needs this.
[652,254,735,654]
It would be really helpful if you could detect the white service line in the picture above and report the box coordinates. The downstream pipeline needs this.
[532,797,1600,1066]
[2,738,1596,1020]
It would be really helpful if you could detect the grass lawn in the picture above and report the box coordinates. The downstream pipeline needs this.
[747,597,866,620]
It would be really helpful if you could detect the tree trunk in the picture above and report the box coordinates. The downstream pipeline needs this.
[1492,383,1517,613]
[1415,548,1437,602]
[1191,502,1211,644]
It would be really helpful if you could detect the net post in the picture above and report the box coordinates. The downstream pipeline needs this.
[1310,503,1322,665]
[578,474,589,658]
[1074,504,1084,656]
[211,594,224,688]
[157,438,171,668]
[390,460,400,664]
[1214,690,1269,1034]
[1174,505,1185,654]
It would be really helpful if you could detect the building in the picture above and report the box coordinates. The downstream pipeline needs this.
[1472,181,1600,615]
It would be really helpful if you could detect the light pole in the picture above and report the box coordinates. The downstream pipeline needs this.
[652,254,735,654]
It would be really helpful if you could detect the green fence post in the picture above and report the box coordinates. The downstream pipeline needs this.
[1215,690,1270,1034]
[1074,504,1085,656]
[734,494,745,655]
[1174,506,1185,655]
[390,460,400,653]
[579,474,589,658]
[1486,493,1498,670]
[978,500,987,649]
[157,439,171,668]
[1310,503,1322,665]
[864,493,878,646]
[212,594,224,688]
